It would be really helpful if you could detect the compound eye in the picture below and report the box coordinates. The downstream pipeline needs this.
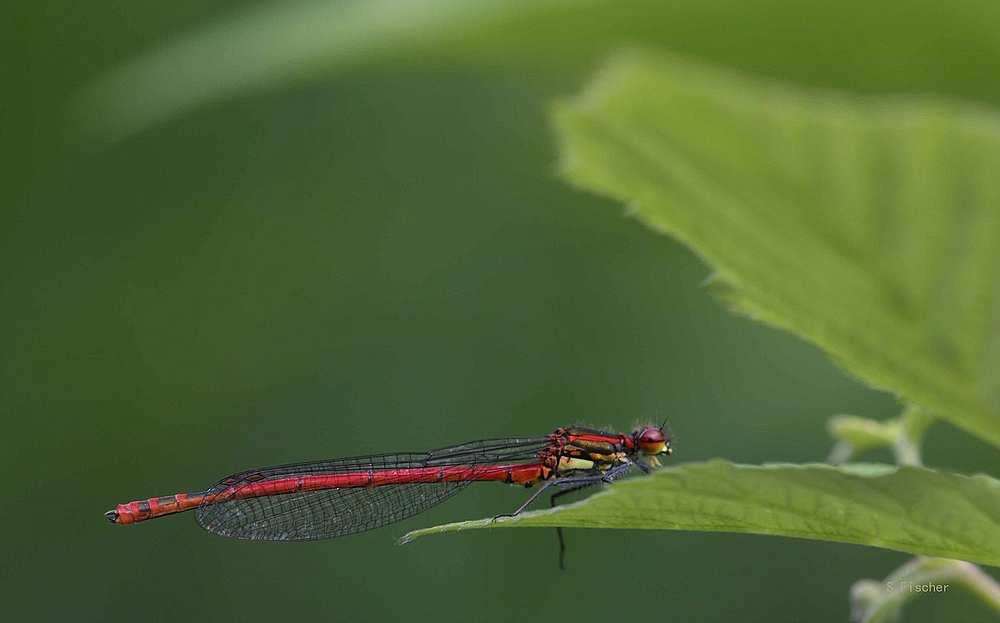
[638,427,666,454]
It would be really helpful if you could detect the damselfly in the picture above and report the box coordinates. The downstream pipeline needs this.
[107,425,673,567]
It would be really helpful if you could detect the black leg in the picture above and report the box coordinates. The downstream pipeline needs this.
[491,462,639,573]
[493,462,636,521]
[547,462,644,570]
[635,458,654,474]
[550,482,594,571]
[492,478,562,520]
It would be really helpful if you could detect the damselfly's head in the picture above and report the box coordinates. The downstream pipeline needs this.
[634,425,673,458]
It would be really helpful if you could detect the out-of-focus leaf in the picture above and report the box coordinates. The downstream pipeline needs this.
[74,0,1000,140]
[402,460,1000,567]
[552,50,1000,448]
[73,0,615,139]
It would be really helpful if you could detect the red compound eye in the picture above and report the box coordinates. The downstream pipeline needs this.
[637,427,667,454]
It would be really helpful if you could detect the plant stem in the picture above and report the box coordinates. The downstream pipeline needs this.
[851,557,1000,623]
[829,406,1000,622]
[826,405,935,467]
[892,405,935,467]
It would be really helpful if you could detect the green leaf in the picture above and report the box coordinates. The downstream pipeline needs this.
[552,49,1000,448]
[401,461,1000,567]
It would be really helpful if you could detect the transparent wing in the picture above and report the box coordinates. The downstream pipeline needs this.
[195,436,550,541]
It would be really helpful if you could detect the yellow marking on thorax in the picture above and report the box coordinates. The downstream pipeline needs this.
[558,457,595,471]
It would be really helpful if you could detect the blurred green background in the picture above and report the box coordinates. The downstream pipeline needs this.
[3,0,999,620]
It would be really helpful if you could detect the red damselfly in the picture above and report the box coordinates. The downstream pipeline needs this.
[107,425,673,567]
